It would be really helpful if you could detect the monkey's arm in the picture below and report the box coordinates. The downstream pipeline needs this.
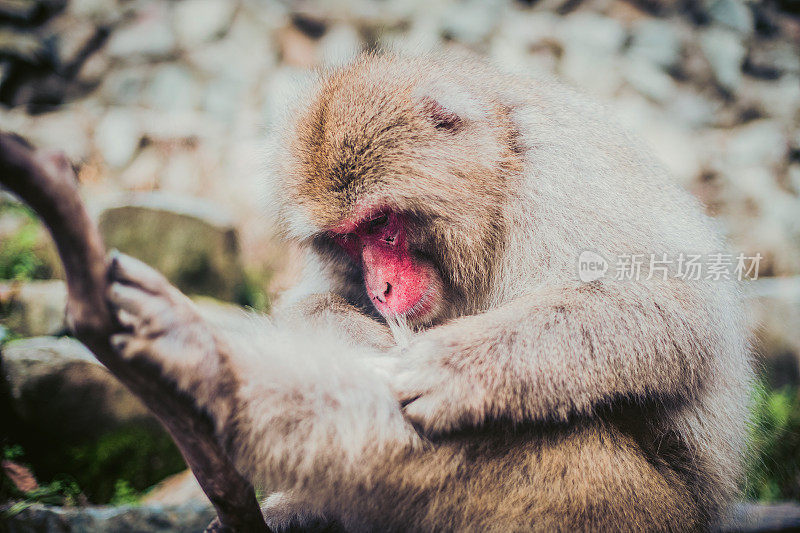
[395,279,725,434]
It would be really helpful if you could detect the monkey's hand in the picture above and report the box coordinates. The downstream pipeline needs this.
[392,331,493,435]
[105,252,237,431]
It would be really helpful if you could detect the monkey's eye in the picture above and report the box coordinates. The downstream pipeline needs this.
[332,232,360,260]
[364,213,389,234]
[334,232,355,244]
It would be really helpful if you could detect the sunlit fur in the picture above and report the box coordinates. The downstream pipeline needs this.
[108,51,753,531]
[262,51,753,530]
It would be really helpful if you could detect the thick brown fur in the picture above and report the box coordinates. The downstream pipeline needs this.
[106,51,752,531]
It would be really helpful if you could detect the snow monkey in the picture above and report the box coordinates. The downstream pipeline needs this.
[104,52,752,531]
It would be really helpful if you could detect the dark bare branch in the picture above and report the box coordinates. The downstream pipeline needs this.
[0,132,269,533]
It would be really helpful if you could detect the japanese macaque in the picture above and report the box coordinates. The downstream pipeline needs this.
[104,52,752,531]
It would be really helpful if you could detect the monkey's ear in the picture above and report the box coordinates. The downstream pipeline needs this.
[420,97,463,132]
[414,83,486,133]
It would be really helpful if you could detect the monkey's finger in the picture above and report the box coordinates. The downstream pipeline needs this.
[115,308,139,330]
[394,378,427,406]
[391,369,428,402]
[110,332,133,355]
[107,281,169,322]
[110,333,155,361]
[108,251,172,295]
[400,394,445,435]
[399,394,421,408]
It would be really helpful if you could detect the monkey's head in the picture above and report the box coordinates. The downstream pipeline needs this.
[275,54,523,327]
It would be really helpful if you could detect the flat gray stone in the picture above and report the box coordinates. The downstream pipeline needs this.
[1,337,154,441]
[700,27,746,92]
[0,280,67,337]
[96,192,246,302]
[1,502,215,533]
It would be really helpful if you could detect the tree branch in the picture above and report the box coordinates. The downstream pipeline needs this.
[0,132,269,532]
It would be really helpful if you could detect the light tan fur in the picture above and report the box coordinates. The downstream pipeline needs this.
[105,51,752,531]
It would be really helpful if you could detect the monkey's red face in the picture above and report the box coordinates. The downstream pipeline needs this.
[331,211,443,324]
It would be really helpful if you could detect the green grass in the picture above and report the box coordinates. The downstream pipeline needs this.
[0,202,54,281]
[2,445,83,513]
[746,382,800,502]
[1,424,186,506]
[61,425,186,504]
[235,268,272,312]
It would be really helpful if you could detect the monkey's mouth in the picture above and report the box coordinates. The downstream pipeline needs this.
[378,285,440,326]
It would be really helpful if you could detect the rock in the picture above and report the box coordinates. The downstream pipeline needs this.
[1,337,153,439]
[0,280,67,337]
[134,108,214,143]
[718,502,800,532]
[699,27,746,92]
[173,0,237,49]
[201,77,244,121]
[260,66,316,129]
[96,192,247,302]
[745,40,800,79]
[747,277,800,389]
[188,12,277,90]
[23,106,94,162]
[627,18,684,71]
[704,0,753,35]
[0,502,215,533]
[0,29,46,65]
[723,119,789,170]
[158,146,205,192]
[277,24,317,68]
[490,11,562,75]
[99,65,151,106]
[317,24,362,68]
[623,58,677,103]
[561,52,622,99]
[439,0,500,45]
[76,50,111,84]
[379,15,440,55]
[144,64,200,111]
[94,108,141,169]
[624,0,683,13]
[0,0,39,21]
[735,75,800,121]
[118,146,163,190]
[46,16,101,71]
[141,470,209,506]
[68,0,123,23]
[789,163,800,194]
[712,164,800,277]
[559,13,626,97]
[106,2,176,60]
[560,12,626,58]
[614,94,702,187]
[666,89,720,129]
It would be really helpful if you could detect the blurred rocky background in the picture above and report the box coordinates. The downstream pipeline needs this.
[0,0,798,530]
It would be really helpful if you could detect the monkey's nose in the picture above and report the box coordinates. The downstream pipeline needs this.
[373,282,391,304]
